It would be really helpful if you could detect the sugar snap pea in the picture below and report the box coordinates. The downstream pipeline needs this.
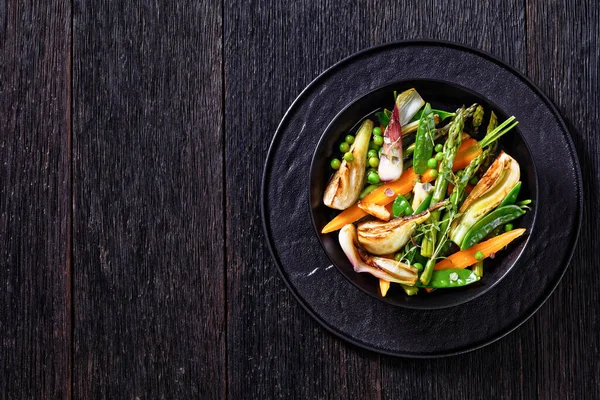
[392,194,413,218]
[412,193,433,215]
[400,284,419,296]
[499,181,522,207]
[472,261,484,277]
[413,103,436,174]
[412,108,455,122]
[416,268,479,289]
[461,205,525,250]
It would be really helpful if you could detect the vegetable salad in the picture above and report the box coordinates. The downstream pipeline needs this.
[322,88,530,297]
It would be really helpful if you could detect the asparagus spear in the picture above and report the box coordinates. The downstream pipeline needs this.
[420,107,468,261]
[472,105,484,131]
[487,111,498,133]
[464,103,479,118]
[482,111,499,170]
[420,115,518,285]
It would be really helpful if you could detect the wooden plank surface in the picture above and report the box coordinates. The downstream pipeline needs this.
[526,1,600,398]
[224,2,383,399]
[0,1,71,398]
[71,1,224,398]
[0,0,598,397]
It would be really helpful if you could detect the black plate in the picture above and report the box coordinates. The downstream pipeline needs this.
[310,79,537,310]
[261,41,582,357]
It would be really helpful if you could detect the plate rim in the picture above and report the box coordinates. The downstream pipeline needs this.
[260,39,583,358]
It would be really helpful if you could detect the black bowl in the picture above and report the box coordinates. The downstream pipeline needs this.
[309,79,537,309]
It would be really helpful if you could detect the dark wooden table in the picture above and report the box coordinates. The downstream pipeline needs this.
[1,1,598,398]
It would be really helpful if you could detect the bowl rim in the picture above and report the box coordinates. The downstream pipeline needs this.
[261,39,583,357]
[307,77,540,310]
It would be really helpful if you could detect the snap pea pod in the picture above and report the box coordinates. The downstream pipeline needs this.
[498,181,522,207]
[359,184,381,199]
[461,205,525,250]
[400,284,419,296]
[472,261,484,278]
[404,126,447,160]
[412,193,433,215]
[412,108,455,122]
[392,194,414,218]
[413,103,436,174]
[415,268,480,289]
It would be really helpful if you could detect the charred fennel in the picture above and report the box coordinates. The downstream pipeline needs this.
[323,120,373,210]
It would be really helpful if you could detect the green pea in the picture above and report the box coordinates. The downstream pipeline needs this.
[435,152,444,161]
[367,171,380,184]
[367,149,378,159]
[330,158,341,170]
[413,262,424,272]
[427,158,438,169]
[474,251,485,261]
[369,141,380,151]
[435,143,443,153]
[368,157,379,168]
[373,135,384,146]
[505,223,514,232]
[339,142,350,153]
[469,176,479,185]
[345,135,355,144]
[343,152,354,162]
[430,169,439,179]
[373,127,383,136]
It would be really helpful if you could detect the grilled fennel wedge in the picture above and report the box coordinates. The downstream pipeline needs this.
[356,201,447,255]
[323,119,373,210]
[450,151,521,245]
[339,224,418,285]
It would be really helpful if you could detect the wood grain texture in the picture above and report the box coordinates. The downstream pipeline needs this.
[0,0,597,397]
[72,1,224,398]
[526,1,600,398]
[0,1,71,398]
[224,2,384,399]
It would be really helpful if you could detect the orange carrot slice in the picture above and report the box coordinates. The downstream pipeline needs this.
[434,228,526,270]
[321,139,482,233]
[379,279,390,297]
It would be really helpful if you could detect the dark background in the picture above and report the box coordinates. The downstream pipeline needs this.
[1,0,598,398]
